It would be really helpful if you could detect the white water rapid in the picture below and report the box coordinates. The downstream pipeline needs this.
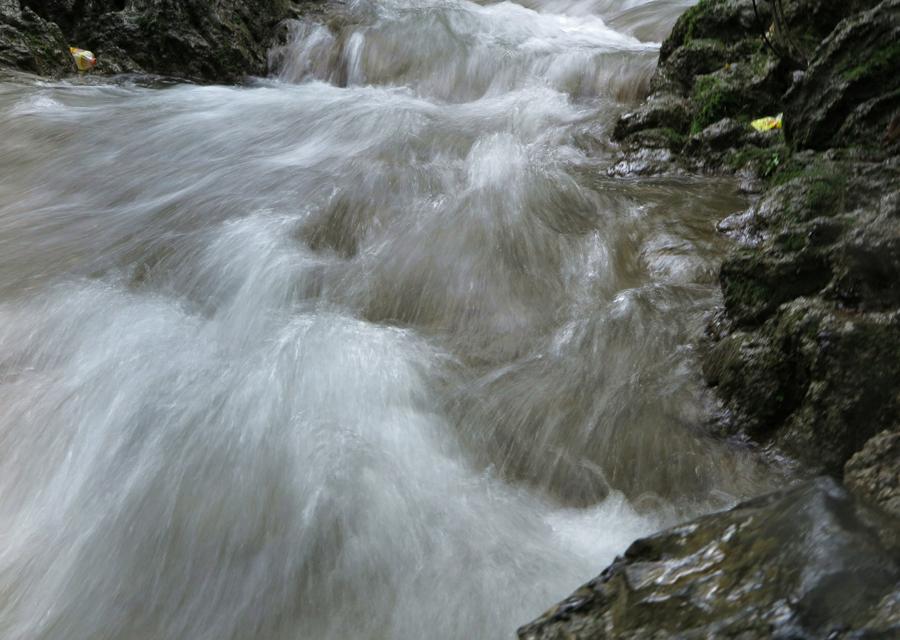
[0,1,778,638]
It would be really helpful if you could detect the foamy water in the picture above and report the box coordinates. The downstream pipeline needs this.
[0,1,775,638]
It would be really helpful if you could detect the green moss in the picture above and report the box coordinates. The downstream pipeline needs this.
[724,275,770,314]
[805,174,846,213]
[768,160,848,225]
[770,158,827,187]
[727,144,788,178]
[776,232,807,253]
[680,0,712,45]
[842,42,900,82]
[748,51,773,76]
[623,127,688,151]
[690,73,744,133]
[656,127,688,148]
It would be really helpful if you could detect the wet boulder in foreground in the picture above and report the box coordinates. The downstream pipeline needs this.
[518,478,900,639]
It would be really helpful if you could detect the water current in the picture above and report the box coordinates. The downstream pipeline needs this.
[0,1,782,638]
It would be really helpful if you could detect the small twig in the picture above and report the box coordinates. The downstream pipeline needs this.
[751,0,784,59]
[772,0,809,67]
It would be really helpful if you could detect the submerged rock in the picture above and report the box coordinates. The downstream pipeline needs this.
[0,0,320,81]
[518,477,900,639]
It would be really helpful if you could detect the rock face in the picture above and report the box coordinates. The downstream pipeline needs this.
[784,0,900,150]
[612,0,900,491]
[697,0,900,483]
[0,0,70,75]
[704,155,900,476]
[518,478,900,639]
[610,0,888,176]
[0,0,316,81]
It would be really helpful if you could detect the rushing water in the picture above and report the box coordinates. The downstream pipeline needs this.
[0,1,780,638]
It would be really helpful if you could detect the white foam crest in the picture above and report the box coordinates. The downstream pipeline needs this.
[272,0,659,101]
[0,282,657,640]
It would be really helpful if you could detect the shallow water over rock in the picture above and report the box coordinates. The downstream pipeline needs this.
[0,1,784,638]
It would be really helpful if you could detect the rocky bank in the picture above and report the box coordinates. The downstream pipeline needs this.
[0,0,321,82]
[522,0,899,636]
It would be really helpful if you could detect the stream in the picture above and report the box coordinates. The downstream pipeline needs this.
[0,1,781,638]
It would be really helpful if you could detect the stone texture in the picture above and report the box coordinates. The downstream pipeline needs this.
[610,0,888,177]
[846,429,900,517]
[0,0,321,81]
[703,153,900,476]
[784,0,900,152]
[0,1,70,75]
[518,478,900,639]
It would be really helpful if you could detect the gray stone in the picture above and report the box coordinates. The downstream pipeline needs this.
[518,478,900,639]
[845,429,900,517]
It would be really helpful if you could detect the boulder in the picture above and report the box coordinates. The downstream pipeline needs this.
[518,478,900,639]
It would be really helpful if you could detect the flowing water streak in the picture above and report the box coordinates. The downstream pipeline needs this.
[0,1,777,638]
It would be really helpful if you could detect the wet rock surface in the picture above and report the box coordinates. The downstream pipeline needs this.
[0,0,70,75]
[609,0,887,177]
[846,430,900,517]
[518,478,900,639]
[705,156,900,475]
[784,0,900,151]
[0,0,322,81]
[609,0,900,494]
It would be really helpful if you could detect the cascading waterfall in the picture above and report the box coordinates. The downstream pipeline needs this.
[0,1,783,638]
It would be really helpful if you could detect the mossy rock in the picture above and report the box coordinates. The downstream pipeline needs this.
[724,140,788,177]
[661,0,772,62]
[689,51,786,133]
[0,5,71,75]
[656,37,730,91]
[785,0,900,150]
[620,127,687,152]
[1,0,316,82]
[613,95,692,140]
[774,302,900,474]
[720,247,832,326]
